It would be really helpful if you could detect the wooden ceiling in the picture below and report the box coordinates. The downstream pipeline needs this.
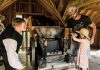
[0,0,100,27]
[37,0,100,27]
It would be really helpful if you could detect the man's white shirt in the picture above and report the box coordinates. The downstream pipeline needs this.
[3,39,24,69]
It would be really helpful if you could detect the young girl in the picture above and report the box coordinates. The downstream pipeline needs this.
[71,28,90,70]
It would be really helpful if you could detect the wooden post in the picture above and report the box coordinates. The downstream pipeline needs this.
[25,26,29,67]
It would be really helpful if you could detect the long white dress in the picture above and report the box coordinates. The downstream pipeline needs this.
[72,37,90,68]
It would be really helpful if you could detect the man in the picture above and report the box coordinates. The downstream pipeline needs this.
[66,6,96,62]
[0,17,26,70]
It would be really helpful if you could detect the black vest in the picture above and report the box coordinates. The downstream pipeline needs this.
[0,24,23,53]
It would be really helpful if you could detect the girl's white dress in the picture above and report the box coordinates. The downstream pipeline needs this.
[72,37,90,68]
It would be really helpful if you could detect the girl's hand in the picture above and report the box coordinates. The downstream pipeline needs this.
[71,33,77,37]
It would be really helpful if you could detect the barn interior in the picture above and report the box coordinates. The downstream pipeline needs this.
[0,0,100,70]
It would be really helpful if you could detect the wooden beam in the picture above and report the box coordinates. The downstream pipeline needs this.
[85,10,92,16]
[0,0,16,12]
[57,0,64,14]
[84,2,100,10]
[90,11,98,19]
[0,0,3,5]
[76,0,100,8]
[92,15,100,23]
[80,9,86,14]
[49,0,66,26]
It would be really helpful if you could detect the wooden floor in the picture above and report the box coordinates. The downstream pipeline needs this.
[0,50,100,70]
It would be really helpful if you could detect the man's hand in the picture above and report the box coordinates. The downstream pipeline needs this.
[89,22,96,44]
[90,37,94,44]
